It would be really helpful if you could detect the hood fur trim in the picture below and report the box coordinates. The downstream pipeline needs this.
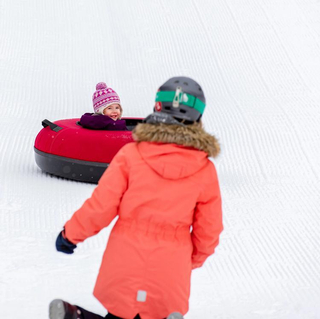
[132,123,220,158]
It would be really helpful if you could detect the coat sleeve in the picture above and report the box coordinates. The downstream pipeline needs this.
[80,113,109,129]
[64,146,129,244]
[191,163,223,269]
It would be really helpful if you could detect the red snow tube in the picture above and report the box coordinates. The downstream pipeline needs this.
[34,118,143,183]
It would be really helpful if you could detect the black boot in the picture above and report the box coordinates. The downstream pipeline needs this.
[49,299,82,319]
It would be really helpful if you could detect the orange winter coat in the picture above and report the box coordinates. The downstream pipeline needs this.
[64,123,223,319]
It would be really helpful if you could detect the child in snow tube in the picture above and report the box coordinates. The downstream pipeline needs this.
[50,76,223,319]
[80,82,128,131]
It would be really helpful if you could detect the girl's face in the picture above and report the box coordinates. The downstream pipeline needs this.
[103,103,121,121]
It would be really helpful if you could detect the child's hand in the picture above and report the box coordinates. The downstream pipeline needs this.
[55,230,77,254]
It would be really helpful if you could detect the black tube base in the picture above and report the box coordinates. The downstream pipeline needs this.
[34,148,108,183]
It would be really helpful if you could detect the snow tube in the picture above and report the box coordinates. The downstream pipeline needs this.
[34,118,143,183]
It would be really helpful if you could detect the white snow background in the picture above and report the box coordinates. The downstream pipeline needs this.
[1,0,320,318]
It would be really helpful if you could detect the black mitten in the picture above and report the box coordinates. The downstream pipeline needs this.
[55,230,77,254]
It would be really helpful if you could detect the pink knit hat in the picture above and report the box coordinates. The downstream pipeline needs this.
[92,82,121,114]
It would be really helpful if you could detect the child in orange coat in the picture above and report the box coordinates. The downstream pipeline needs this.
[50,76,223,319]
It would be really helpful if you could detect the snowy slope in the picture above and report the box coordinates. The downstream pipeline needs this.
[1,0,320,318]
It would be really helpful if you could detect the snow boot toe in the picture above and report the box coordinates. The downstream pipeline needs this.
[49,299,81,319]
[167,312,184,319]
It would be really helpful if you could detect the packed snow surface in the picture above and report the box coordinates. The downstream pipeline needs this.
[1,0,320,318]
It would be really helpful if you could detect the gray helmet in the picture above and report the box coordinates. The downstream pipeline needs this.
[154,76,206,123]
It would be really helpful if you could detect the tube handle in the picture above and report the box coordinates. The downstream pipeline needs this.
[42,119,63,132]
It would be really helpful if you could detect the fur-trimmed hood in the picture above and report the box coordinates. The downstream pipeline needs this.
[132,123,220,158]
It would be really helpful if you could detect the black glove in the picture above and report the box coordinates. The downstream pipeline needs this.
[56,230,77,254]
